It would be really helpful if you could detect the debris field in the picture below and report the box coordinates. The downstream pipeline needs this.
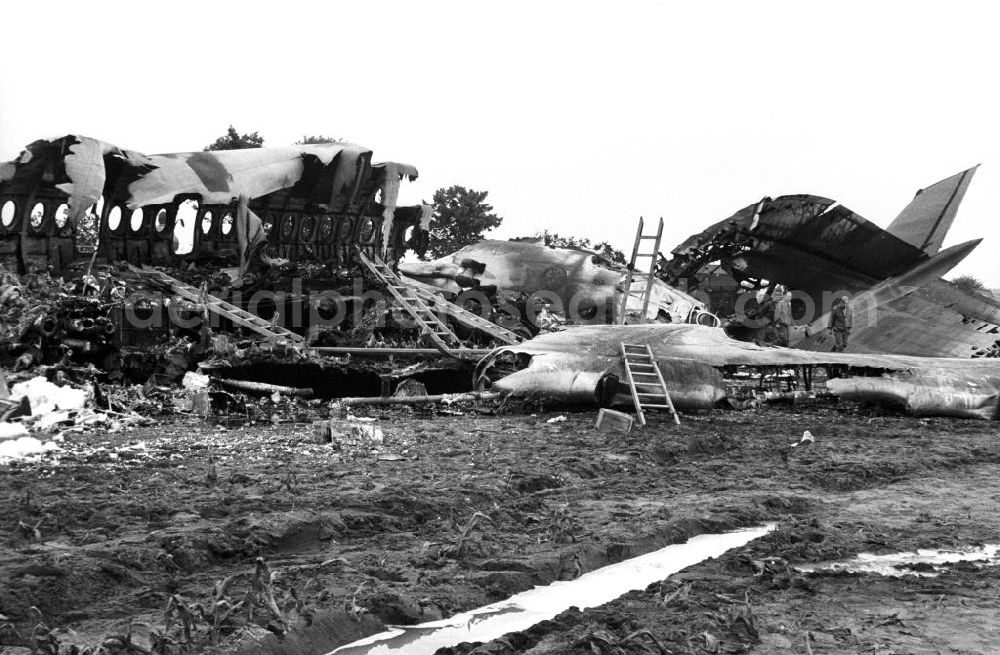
[1,134,999,655]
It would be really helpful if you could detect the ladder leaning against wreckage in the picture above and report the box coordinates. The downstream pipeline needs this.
[131,254,522,356]
[402,276,524,346]
[620,342,680,426]
[356,249,524,356]
[618,217,664,325]
[128,264,306,344]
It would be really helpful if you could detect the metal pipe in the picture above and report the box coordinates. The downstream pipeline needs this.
[310,347,492,358]
[213,378,314,396]
[334,391,501,406]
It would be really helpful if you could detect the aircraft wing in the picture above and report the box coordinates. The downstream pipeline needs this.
[797,279,1000,358]
[475,324,1000,419]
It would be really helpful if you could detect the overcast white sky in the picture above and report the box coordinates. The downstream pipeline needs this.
[2,0,998,285]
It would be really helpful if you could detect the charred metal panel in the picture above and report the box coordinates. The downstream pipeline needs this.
[667,195,928,311]
[0,134,424,272]
[23,192,76,273]
[385,205,428,262]
[0,197,25,269]
[147,205,178,266]
[667,169,991,359]
[400,240,710,326]
[100,200,130,263]
[0,192,78,273]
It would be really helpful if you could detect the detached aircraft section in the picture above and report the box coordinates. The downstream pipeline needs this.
[664,167,1000,359]
[400,239,720,331]
[0,134,428,274]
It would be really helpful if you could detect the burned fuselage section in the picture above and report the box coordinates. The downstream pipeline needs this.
[0,135,428,274]
[663,168,1000,359]
[400,239,718,330]
[0,134,462,383]
[665,194,933,311]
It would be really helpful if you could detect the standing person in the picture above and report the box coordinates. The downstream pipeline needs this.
[828,295,852,352]
[773,285,792,347]
[755,287,776,344]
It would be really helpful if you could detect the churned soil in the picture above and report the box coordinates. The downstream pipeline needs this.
[2,401,998,654]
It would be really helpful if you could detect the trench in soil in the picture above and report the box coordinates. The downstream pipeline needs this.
[328,524,776,655]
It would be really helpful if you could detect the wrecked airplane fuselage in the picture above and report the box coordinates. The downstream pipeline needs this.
[0,133,461,373]
[0,135,429,274]
[400,239,718,327]
[664,167,1000,359]
[475,324,1000,420]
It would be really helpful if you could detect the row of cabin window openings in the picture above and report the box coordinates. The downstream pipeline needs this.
[0,198,381,253]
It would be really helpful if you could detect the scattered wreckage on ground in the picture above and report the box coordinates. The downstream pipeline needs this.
[0,133,997,429]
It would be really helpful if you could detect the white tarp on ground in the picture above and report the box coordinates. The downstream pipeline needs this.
[0,435,60,462]
[10,376,88,415]
[0,422,28,439]
[0,377,89,462]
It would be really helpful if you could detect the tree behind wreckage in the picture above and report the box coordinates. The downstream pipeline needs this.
[204,126,264,151]
[425,186,503,259]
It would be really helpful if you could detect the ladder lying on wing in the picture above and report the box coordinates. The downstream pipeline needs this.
[356,250,463,354]
[617,217,664,325]
[128,265,305,344]
[620,342,680,426]
[357,249,524,347]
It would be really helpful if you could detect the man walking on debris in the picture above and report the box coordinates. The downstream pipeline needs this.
[829,295,852,352]
[773,285,792,347]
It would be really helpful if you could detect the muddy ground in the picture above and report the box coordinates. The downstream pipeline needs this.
[1,400,998,654]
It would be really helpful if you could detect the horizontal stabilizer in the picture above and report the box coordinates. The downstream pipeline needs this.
[887,166,978,255]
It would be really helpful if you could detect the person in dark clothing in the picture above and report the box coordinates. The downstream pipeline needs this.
[757,291,776,343]
[828,295,852,352]
[772,285,792,347]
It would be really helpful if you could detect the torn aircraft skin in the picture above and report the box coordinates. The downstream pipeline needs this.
[399,239,718,327]
[0,134,427,274]
[664,167,1000,358]
[474,324,1000,420]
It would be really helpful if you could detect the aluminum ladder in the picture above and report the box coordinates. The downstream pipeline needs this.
[402,281,524,345]
[620,342,680,426]
[128,265,305,344]
[617,217,664,325]
[356,250,462,354]
[359,249,524,347]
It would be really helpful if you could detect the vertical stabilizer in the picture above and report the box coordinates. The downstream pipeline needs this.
[886,166,978,255]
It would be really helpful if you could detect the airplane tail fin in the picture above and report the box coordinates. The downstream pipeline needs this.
[886,165,979,255]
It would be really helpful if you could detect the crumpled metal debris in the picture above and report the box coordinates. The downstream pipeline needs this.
[0,134,426,272]
[663,168,1000,359]
[400,239,714,329]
